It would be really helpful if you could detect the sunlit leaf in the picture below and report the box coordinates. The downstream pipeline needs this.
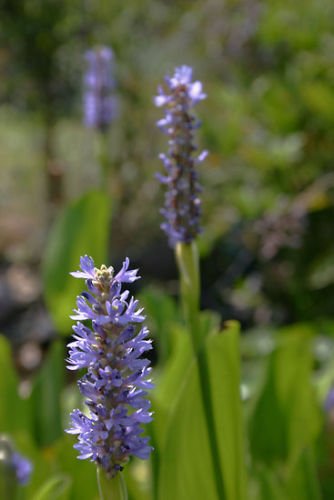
[0,335,33,437]
[158,321,247,500]
[248,325,322,497]
[30,341,65,447]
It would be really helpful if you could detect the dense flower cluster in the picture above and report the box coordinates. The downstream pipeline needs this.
[155,65,207,246]
[83,47,116,131]
[66,256,153,478]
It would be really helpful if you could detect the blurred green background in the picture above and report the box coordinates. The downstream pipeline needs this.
[1,0,334,498]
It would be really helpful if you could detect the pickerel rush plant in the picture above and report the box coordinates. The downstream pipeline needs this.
[155,66,225,499]
[155,65,206,343]
[67,256,153,499]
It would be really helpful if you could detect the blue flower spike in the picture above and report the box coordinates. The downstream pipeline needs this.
[67,256,153,480]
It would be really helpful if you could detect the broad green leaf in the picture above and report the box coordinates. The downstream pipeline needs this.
[248,325,322,497]
[249,325,321,464]
[150,324,192,500]
[0,335,33,437]
[43,190,111,334]
[286,447,321,500]
[210,321,247,500]
[152,312,220,468]
[30,341,65,447]
[252,451,321,500]
[158,321,247,500]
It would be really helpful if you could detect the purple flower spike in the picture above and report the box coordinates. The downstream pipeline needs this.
[155,65,207,246]
[83,46,116,131]
[66,256,153,478]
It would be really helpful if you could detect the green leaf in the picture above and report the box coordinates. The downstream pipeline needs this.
[158,321,247,500]
[30,341,65,447]
[151,312,220,486]
[0,335,33,437]
[150,324,192,500]
[248,325,322,497]
[42,190,111,334]
[249,325,321,463]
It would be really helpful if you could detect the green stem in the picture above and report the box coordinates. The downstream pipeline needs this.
[175,242,200,349]
[96,468,128,500]
[175,241,225,500]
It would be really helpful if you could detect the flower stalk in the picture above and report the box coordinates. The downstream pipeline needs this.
[175,241,200,348]
[97,466,128,500]
[156,66,225,499]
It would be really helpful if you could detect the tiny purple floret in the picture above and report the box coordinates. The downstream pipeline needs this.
[12,452,33,485]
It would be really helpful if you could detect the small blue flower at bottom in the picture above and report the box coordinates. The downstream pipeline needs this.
[12,452,33,485]
[66,256,153,478]
[0,435,32,486]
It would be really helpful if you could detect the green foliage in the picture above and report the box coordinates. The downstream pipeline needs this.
[0,336,34,438]
[248,325,322,496]
[158,321,247,500]
[30,341,65,447]
[42,190,111,334]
